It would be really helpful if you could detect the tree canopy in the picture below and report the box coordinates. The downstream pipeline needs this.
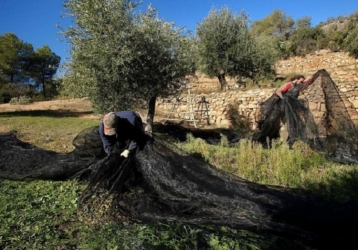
[249,9,358,58]
[28,46,61,98]
[250,9,294,37]
[195,6,278,89]
[196,7,253,89]
[62,0,196,124]
[0,33,60,101]
[0,33,33,84]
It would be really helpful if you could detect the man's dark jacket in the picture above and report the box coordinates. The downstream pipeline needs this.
[99,111,145,155]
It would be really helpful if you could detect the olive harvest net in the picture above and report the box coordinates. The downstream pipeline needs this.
[73,132,358,249]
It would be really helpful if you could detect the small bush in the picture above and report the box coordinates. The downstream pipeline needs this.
[227,103,251,132]
[31,94,46,102]
[9,95,33,105]
[0,83,40,104]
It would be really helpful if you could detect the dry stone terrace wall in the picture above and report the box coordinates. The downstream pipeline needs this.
[274,50,358,85]
[156,89,273,129]
[156,50,358,129]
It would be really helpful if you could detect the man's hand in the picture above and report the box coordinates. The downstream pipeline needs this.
[120,149,130,158]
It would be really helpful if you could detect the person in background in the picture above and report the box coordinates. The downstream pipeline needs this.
[275,70,322,100]
[275,75,305,99]
[99,110,147,157]
[252,69,323,148]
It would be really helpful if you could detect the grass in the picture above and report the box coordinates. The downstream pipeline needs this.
[0,179,84,249]
[1,109,358,249]
[0,111,100,153]
[0,179,189,249]
[1,178,272,249]
[178,134,358,202]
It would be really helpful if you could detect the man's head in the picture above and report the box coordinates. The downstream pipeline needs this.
[103,112,117,136]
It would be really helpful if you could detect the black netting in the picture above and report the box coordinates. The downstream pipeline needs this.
[72,126,106,157]
[75,136,358,249]
[0,131,99,180]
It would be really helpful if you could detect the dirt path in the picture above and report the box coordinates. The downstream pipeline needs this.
[0,98,97,118]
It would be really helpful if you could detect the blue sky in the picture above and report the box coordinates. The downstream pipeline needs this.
[1,0,357,67]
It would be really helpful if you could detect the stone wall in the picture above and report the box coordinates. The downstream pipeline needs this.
[275,50,358,81]
[156,50,358,129]
[157,89,273,129]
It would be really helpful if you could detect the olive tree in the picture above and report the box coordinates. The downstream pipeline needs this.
[251,35,281,82]
[195,6,257,90]
[62,0,196,125]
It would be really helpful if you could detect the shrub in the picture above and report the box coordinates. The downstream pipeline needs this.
[9,95,33,105]
[343,22,358,58]
[31,94,46,102]
[227,103,251,132]
[0,82,39,104]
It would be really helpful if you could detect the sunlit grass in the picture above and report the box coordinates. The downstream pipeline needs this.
[177,134,358,201]
[0,115,100,152]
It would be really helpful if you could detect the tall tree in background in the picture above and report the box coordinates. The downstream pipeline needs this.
[250,35,281,82]
[196,7,256,90]
[0,33,33,83]
[250,10,295,60]
[29,46,61,98]
[285,27,327,57]
[62,0,196,125]
[250,9,294,36]
[295,16,311,30]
